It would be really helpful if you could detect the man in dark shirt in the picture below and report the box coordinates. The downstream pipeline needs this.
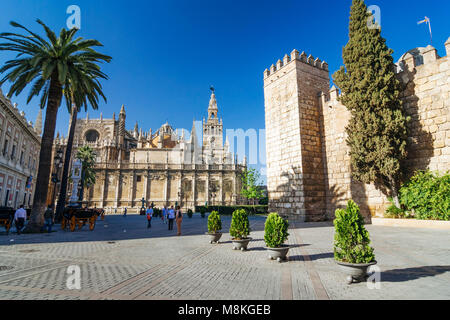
[44,205,54,233]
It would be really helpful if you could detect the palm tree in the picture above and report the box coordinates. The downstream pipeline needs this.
[76,145,96,202]
[56,72,109,221]
[0,20,111,232]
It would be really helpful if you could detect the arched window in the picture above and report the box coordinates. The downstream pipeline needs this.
[85,129,100,142]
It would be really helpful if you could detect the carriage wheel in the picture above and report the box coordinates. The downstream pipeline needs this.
[70,216,76,232]
[101,212,105,221]
[61,218,66,230]
[78,220,84,230]
[89,216,96,231]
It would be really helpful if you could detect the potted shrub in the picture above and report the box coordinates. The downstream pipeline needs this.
[187,209,193,219]
[206,211,222,244]
[230,209,252,251]
[334,200,377,284]
[264,213,290,262]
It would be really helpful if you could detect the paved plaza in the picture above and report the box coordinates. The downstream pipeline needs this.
[0,214,449,300]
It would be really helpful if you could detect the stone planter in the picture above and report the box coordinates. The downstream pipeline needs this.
[231,238,252,251]
[266,245,290,262]
[336,260,378,284]
[206,232,222,244]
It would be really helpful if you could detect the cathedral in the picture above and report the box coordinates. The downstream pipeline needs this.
[52,90,246,211]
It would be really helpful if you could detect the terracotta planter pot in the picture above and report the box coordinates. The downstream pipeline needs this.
[336,260,378,284]
[231,237,252,251]
[206,232,222,244]
[265,245,290,262]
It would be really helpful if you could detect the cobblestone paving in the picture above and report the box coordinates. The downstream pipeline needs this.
[0,214,449,300]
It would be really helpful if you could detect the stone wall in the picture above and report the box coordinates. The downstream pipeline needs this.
[264,38,450,220]
[264,50,330,221]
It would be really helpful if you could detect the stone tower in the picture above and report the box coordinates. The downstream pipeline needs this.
[263,50,330,222]
[203,89,223,150]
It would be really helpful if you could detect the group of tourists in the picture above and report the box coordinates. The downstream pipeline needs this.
[145,205,183,236]
[11,203,184,236]
[13,204,54,235]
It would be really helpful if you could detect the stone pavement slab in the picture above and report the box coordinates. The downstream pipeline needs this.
[0,214,449,300]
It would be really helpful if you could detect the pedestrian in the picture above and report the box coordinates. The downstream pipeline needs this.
[44,205,54,233]
[14,204,27,235]
[146,205,153,229]
[168,205,175,230]
[175,206,183,236]
[123,207,127,217]
[162,205,168,224]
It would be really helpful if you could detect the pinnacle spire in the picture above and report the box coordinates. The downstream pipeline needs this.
[190,119,197,145]
[208,89,218,119]
[120,104,126,115]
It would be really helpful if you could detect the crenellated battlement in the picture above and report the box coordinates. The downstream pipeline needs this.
[263,49,329,79]
[396,38,450,74]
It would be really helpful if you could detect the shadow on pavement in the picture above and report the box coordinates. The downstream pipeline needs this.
[381,265,450,282]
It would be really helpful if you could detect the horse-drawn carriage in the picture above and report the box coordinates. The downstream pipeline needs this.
[0,207,14,234]
[61,207,103,232]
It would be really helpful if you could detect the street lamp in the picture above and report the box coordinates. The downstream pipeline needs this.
[51,148,64,210]
[176,188,181,208]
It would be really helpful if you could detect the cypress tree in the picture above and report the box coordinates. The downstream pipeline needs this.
[333,0,409,207]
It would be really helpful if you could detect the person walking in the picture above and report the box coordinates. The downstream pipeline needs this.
[168,205,175,230]
[14,205,27,235]
[44,205,54,233]
[162,205,168,224]
[146,205,153,229]
[123,207,127,218]
[175,206,183,236]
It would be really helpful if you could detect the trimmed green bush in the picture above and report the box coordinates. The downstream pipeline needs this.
[384,197,414,219]
[264,213,289,248]
[334,200,375,264]
[195,205,268,216]
[399,171,449,221]
[229,209,250,240]
[207,211,222,233]
[187,209,193,218]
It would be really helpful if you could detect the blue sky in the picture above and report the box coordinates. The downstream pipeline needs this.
[1,0,449,181]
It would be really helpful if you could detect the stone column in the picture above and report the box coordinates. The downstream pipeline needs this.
[205,173,210,206]
[143,173,149,201]
[178,171,183,208]
[219,171,224,205]
[192,172,197,208]
[100,171,106,208]
[232,173,237,205]
[129,172,135,208]
[164,171,169,206]
[114,172,120,209]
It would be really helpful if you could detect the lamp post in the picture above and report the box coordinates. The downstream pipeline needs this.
[176,188,181,208]
[51,148,64,210]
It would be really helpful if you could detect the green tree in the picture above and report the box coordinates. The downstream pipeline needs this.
[0,20,111,231]
[240,168,264,206]
[56,71,110,220]
[76,145,96,202]
[333,0,409,207]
